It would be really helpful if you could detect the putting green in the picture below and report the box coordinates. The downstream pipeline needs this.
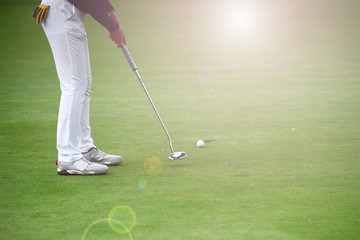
[1,0,359,239]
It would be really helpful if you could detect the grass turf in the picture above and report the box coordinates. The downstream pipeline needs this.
[1,0,360,239]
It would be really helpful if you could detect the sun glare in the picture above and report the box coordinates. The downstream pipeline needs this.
[225,8,259,33]
[234,12,255,28]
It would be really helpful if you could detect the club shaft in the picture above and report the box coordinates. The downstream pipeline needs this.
[133,70,174,153]
[121,44,174,153]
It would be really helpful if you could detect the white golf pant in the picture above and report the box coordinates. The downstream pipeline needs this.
[42,0,95,162]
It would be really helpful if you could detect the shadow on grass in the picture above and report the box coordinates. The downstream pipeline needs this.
[167,163,194,168]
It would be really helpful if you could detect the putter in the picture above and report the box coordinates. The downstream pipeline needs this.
[121,44,187,161]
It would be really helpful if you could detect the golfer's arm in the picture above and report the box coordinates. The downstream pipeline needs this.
[68,0,120,32]
[87,2,119,32]
[108,10,120,26]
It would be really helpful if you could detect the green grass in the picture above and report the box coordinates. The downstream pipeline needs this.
[1,0,360,239]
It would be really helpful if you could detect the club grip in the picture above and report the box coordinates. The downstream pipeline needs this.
[121,44,137,71]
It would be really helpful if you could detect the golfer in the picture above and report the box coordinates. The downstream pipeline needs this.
[33,0,126,175]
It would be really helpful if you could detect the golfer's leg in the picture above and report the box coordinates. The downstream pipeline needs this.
[45,34,88,161]
[79,36,95,153]
[42,1,88,162]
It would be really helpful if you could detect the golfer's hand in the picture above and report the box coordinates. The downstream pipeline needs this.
[108,10,126,48]
[109,28,126,48]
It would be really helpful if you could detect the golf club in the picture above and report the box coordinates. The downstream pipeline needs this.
[120,44,187,161]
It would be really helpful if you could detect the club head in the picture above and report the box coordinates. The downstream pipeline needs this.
[169,151,188,161]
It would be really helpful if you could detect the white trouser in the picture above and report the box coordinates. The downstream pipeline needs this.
[42,0,95,162]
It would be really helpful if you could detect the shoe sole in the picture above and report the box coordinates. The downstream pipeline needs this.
[100,160,123,166]
[57,168,107,175]
[87,157,123,166]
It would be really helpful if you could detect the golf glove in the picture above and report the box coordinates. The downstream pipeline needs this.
[33,4,50,24]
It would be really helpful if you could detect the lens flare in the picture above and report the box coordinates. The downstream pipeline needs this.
[198,66,214,84]
[81,218,133,240]
[108,205,137,234]
[144,157,163,176]
[139,179,148,188]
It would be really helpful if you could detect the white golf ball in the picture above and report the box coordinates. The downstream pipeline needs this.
[197,140,204,148]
